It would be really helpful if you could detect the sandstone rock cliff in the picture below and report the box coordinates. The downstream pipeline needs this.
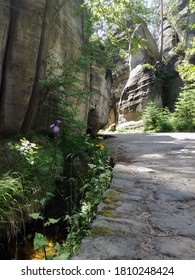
[161,0,195,110]
[0,0,111,136]
[87,65,112,136]
[110,0,195,127]
[118,24,162,124]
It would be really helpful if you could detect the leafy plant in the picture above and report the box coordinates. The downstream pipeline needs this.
[142,63,155,71]
[142,102,173,132]
[82,0,151,68]
[178,62,195,85]
[33,233,48,260]
[0,172,37,258]
[63,143,112,258]
[8,138,40,165]
[173,89,195,132]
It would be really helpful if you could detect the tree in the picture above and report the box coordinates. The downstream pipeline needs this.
[82,0,151,64]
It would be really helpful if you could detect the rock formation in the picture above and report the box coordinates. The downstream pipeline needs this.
[87,65,112,136]
[117,24,162,124]
[110,0,195,127]
[0,0,111,136]
[0,0,194,135]
[161,0,195,110]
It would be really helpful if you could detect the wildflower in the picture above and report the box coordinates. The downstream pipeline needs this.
[53,126,60,134]
[96,144,104,151]
[88,163,96,169]
[56,120,62,125]
[50,120,62,134]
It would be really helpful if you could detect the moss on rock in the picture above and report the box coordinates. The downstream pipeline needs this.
[103,189,121,204]
[89,226,129,238]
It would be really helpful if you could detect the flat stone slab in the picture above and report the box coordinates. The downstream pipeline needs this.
[73,133,195,260]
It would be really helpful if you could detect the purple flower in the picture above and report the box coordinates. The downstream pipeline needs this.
[53,126,60,133]
[56,120,62,125]
[50,120,62,135]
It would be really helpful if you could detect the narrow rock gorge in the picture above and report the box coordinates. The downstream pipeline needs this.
[0,0,194,135]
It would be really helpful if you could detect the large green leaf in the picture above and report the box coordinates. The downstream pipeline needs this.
[33,232,48,250]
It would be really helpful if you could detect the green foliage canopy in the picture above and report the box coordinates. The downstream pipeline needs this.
[82,0,151,65]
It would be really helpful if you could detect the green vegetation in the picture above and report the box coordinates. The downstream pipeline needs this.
[142,64,155,71]
[28,139,111,260]
[142,102,173,132]
[0,0,194,260]
[0,173,35,241]
[142,92,195,133]
[0,56,112,259]
[143,3,195,134]
[0,122,112,260]
[82,0,151,68]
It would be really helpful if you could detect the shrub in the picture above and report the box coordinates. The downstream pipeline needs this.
[0,172,36,241]
[142,64,155,71]
[142,102,173,132]
[142,89,195,133]
[173,89,195,132]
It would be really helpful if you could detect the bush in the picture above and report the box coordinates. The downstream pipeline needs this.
[0,172,36,240]
[142,88,195,133]
[142,64,155,71]
[142,102,173,132]
[173,89,195,132]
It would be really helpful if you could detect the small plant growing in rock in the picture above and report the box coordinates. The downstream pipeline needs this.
[142,64,155,71]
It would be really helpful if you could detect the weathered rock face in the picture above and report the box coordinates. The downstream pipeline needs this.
[0,0,111,136]
[104,57,129,131]
[163,0,194,61]
[118,24,162,123]
[162,17,179,59]
[87,66,112,136]
[112,0,195,126]
[161,0,195,110]
[171,0,195,47]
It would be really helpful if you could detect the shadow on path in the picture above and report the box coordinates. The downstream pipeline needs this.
[73,133,195,259]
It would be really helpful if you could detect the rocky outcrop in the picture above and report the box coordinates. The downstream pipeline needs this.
[104,57,129,131]
[170,0,195,47]
[0,0,112,136]
[111,0,195,126]
[161,0,195,110]
[87,66,112,136]
[163,0,194,61]
[118,24,162,123]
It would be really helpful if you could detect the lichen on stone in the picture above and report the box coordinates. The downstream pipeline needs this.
[89,226,112,237]
[89,226,129,238]
[102,204,116,210]
[103,188,121,204]
[99,210,127,218]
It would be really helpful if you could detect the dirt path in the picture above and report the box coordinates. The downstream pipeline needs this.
[74,133,195,259]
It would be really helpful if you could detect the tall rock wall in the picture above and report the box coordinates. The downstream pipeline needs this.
[118,24,162,124]
[161,0,195,110]
[87,65,112,136]
[0,0,111,136]
[111,0,195,128]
